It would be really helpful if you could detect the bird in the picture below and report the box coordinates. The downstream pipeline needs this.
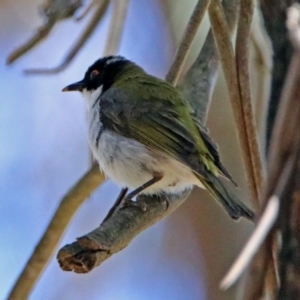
[62,55,254,221]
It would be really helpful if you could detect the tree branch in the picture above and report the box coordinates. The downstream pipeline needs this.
[165,0,211,85]
[6,0,83,65]
[223,4,300,299]
[24,0,110,74]
[103,0,130,55]
[58,191,190,272]
[208,0,263,209]
[181,0,239,123]
[236,0,264,201]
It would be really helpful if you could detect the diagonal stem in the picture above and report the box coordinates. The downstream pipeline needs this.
[208,0,262,210]
[166,0,211,85]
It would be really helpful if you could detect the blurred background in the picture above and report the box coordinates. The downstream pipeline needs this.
[0,0,270,299]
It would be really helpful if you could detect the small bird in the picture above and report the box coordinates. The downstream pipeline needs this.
[62,55,254,221]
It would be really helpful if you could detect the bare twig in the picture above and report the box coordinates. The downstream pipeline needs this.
[181,0,239,123]
[7,164,105,300]
[220,195,279,290]
[57,191,190,272]
[103,0,130,55]
[208,0,262,209]
[7,20,56,65]
[236,0,264,200]
[250,32,270,133]
[6,0,83,65]
[75,0,98,21]
[236,1,277,298]
[165,0,211,85]
[24,0,110,74]
[233,5,300,299]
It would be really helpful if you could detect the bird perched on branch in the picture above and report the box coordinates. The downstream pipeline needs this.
[62,55,254,221]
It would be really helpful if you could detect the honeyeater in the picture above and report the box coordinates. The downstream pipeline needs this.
[62,55,254,221]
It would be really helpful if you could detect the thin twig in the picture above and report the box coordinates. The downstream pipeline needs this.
[208,0,261,209]
[103,0,130,55]
[250,32,270,134]
[241,5,300,299]
[220,195,279,290]
[24,0,110,74]
[7,164,105,300]
[165,0,211,85]
[236,0,264,201]
[235,1,277,297]
[7,20,56,65]
[182,0,239,123]
[7,0,83,65]
[75,0,98,21]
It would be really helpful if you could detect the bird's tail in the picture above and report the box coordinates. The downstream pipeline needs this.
[194,173,255,221]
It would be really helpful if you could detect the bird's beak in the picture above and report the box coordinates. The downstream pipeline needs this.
[62,80,85,92]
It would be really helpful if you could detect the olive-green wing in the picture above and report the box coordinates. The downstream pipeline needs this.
[193,118,237,186]
[100,86,213,179]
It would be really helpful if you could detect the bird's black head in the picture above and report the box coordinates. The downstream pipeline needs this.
[62,55,136,93]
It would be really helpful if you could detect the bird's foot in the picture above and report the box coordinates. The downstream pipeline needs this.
[161,195,170,211]
[119,197,148,212]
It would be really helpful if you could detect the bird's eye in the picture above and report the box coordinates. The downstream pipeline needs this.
[90,70,99,80]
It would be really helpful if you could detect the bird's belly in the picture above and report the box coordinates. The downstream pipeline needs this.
[90,129,197,195]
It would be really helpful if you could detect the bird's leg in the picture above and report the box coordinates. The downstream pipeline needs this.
[101,187,128,224]
[120,174,163,210]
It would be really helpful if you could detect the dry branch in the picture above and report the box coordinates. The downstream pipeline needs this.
[165,0,211,85]
[227,4,300,299]
[208,0,263,209]
[24,0,110,74]
[236,0,264,201]
[7,0,83,65]
[103,0,130,55]
[58,191,190,272]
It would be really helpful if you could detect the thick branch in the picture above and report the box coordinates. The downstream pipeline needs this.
[58,191,190,272]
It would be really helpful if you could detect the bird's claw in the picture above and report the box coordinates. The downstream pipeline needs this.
[119,197,148,212]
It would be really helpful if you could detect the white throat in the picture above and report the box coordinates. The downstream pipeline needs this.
[82,86,103,108]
